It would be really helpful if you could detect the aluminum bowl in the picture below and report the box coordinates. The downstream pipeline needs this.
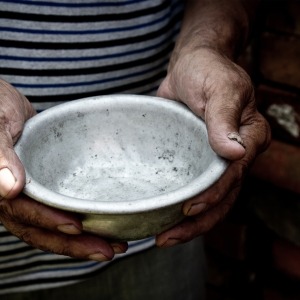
[15,95,228,241]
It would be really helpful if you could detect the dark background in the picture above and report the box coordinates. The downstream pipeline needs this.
[204,1,300,299]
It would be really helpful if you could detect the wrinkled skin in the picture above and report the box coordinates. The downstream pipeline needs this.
[0,79,128,261]
[0,48,270,260]
[156,48,271,247]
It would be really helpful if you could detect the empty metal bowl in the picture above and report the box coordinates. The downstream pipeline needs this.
[14,95,228,240]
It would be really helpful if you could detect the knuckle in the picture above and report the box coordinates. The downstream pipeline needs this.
[0,199,15,221]
[18,229,36,247]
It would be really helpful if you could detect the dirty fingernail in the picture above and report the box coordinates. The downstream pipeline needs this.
[0,168,16,198]
[57,224,82,235]
[88,252,110,261]
[184,203,207,216]
[227,132,246,148]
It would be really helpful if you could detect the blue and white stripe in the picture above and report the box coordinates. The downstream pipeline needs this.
[0,0,184,293]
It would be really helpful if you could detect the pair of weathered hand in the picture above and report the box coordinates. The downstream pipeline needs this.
[0,45,270,261]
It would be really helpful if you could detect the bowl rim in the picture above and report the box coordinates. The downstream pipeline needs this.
[15,94,228,214]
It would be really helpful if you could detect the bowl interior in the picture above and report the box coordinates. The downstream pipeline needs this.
[15,95,227,213]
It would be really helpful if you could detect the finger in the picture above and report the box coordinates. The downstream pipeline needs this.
[0,163,25,200]
[0,82,35,198]
[205,95,249,160]
[2,196,129,255]
[203,67,257,160]
[182,158,244,217]
[0,196,129,260]
[8,225,117,261]
[156,187,239,247]
[239,111,272,156]
[0,159,25,199]
[0,194,83,234]
[0,130,26,199]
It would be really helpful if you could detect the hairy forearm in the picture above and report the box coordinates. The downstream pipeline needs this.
[174,0,260,60]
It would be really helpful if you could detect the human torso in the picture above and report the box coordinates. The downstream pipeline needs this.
[0,0,183,294]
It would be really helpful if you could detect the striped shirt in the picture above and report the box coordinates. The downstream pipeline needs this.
[0,0,183,294]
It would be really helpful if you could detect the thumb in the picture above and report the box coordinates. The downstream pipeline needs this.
[0,131,25,199]
[204,97,247,161]
[158,75,247,161]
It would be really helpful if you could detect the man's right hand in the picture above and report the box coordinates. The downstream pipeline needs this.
[0,79,127,261]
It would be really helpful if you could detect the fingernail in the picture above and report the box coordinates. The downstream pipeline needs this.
[88,252,110,262]
[159,238,181,248]
[0,168,16,198]
[57,224,82,235]
[184,203,207,216]
[227,132,246,148]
